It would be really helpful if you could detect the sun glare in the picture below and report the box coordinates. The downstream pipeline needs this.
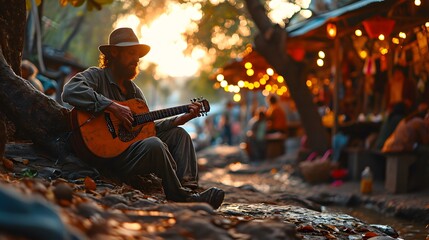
[268,0,311,25]
[114,3,203,78]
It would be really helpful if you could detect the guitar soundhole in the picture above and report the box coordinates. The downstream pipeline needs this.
[117,125,143,142]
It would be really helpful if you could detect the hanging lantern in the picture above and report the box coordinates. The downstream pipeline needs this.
[362,16,395,39]
[326,23,337,39]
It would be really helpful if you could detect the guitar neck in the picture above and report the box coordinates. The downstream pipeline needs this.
[133,104,190,125]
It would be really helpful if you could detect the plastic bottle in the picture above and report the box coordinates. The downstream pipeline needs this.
[360,166,373,194]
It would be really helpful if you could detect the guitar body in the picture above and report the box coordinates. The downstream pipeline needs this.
[69,97,210,162]
[70,99,156,160]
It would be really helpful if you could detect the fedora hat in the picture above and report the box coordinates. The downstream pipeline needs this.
[99,28,150,57]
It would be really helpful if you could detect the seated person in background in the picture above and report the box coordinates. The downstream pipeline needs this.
[62,27,224,209]
[265,94,287,135]
[246,107,267,162]
[382,107,429,153]
[374,101,408,151]
[21,60,44,92]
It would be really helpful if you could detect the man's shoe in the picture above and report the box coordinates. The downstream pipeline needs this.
[186,187,225,209]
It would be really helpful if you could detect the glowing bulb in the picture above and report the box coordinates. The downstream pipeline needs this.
[228,85,235,92]
[359,50,368,59]
[216,74,224,82]
[246,69,254,76]
[355,29,362,36]
[234,86,240,93]
[326,23,337,38]
[266,68,274,76]
[378,34,385,41]
[244,62,252,69]
[233,93,241,102]
[380,48,388,55]
[262,90,269,96]
[399,32,406,39]
[415,0,421,6]
[277,76,284,83]
[238,80,244,88]
[317,59,324,67]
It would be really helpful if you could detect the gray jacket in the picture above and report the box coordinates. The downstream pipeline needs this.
[62,67,177,132]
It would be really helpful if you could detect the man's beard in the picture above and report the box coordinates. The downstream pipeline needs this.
[123,65,139,80]
[112,59,139,80]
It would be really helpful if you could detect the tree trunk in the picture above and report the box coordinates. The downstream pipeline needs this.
[244,0,330,154]
[0,1,70,158]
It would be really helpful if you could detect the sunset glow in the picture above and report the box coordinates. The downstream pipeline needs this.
[114,3,203,78]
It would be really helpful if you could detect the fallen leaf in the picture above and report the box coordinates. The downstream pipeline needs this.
[363,231,378,239]
[297,224,318,232]
[84,176,97,191]
[2,158,14,171]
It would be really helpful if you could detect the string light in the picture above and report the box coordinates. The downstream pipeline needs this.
[359,50,368,59]
[233,93,241,102]
[254,82,260,88]
[237,80,244,88]
[355,29,363,36]
[216,74,224,81]
[326,23,337,38]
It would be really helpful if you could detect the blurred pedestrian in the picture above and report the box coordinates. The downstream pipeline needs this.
[219,101,234,145]
[245,106,267,162]
[265,94,287,134]
[384,65,416,110]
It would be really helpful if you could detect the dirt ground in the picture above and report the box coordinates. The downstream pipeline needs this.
[0,142,424,239]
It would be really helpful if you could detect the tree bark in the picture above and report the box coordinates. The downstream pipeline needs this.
[0,1,70,158]
[244,0,330,154]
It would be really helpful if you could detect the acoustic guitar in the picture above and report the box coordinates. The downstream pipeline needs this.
[69,97,210,161]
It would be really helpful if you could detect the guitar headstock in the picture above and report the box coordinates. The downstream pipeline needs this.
[191,97,210,116]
